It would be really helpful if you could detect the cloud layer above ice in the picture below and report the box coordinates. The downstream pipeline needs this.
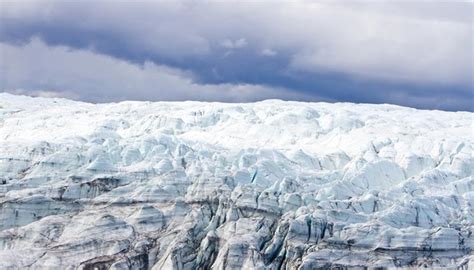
[1,1,472,110]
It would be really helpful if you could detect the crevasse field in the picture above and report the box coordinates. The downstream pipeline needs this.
[0,93,472,269]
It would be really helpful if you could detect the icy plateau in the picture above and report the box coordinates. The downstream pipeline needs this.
[0,93,472,269]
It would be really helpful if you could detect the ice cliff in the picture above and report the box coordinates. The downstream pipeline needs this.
[0,93,472,269]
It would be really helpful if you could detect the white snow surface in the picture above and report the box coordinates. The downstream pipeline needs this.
[0,93,472,269]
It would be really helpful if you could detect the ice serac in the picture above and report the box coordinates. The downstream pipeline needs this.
[0,93,473,269]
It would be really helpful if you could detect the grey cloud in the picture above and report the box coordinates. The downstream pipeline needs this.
[2,1,471,86]
[0,39,318,103]
[0,0,472,110]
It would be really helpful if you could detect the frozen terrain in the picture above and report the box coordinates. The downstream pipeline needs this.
[0,93,472,269]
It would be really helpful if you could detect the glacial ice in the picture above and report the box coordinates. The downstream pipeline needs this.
[0,93,472,269]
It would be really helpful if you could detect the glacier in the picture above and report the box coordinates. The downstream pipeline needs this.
[0,93,472,269]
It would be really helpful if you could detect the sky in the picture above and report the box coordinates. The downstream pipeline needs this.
[0,0,472,111]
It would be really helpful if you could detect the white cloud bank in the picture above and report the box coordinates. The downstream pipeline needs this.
[0,39,315,102]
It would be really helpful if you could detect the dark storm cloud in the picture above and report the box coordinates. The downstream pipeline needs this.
[0,1,472,111]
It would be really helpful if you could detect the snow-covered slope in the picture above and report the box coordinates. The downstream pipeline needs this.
[0,93,472,269]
